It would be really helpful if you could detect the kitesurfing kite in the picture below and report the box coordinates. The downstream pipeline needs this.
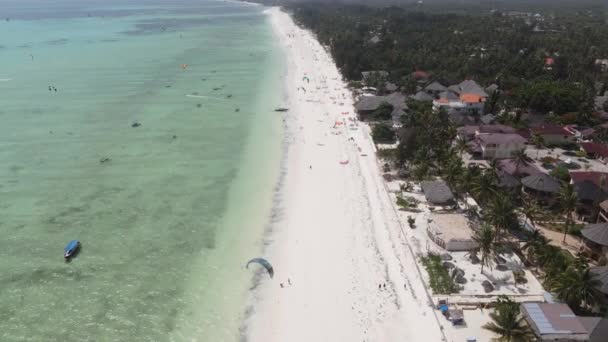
[246,258,274,278]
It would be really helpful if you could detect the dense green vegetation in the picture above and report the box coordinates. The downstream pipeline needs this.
[290,3,608,84]
[421,254,459,294]
[371,122,396,143]
[289,2,608,122]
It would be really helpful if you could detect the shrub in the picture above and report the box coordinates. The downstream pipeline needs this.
[369,102,394,121]
[396,196,409,208]
[550,166,570,182]
[421,254,459,294]
[372,123,396,144]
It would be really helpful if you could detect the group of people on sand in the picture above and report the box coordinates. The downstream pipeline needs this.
[280,278,292,288]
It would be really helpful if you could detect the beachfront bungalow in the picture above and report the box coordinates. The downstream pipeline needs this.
[409,91,434,102]
[426,213,478,251]
[530,125,576,146]
[521,174,561,204]
[421,180,455,206]
[475,133,527,159]
[574,180,607,222]
[424,81,447,97]
[521,303,607,341]
[354,92,408,123]
[581,223,608,262]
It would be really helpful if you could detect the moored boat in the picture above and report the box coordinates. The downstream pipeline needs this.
[64,240,81,259]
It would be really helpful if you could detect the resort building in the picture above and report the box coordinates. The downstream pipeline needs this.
[530,125,576,146]
[521,174,560,204]
[521,303,607,341]
[570,172,608,192]
[409,91,434,102]
[475,133,527,159]
[580,142,608,162]
[574,180,606,222]
[581,223,608,262]
[354,92,408,124]
[457,125,517,142]
[421,180,455,206]
[432,80,489,115]
[426,213,478,251]
[498,159,543,178]
[424,81,447,97]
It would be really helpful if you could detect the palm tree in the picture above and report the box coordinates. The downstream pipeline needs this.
[455,164,481,199]
[486,194,517,236]
[473,224,498,273]
[454,138,469,158]
[558,183,578,243]
[529,134,545,159]
[548,262,602,312]
[512,149,533,177]
[484,90,501,115]
[471,170,498,202]
[519,195,541,228]
[488,158,501,173]
[483,296,535,342]
[522,230,549,267]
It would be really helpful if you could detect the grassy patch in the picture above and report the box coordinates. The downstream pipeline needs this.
[421,254,459,294]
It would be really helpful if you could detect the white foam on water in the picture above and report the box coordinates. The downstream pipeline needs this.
[185,94,225,100]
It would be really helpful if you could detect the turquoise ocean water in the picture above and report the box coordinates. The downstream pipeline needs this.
[0,1,283,341]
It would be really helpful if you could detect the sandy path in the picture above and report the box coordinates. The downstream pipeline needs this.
[243,8,448,342]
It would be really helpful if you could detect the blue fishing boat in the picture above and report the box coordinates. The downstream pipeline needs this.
[64,240,80,259]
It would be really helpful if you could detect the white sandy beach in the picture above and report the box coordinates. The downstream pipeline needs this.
[244,8,498,342]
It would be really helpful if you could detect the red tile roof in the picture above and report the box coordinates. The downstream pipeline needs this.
[530,125,574,136]
[460,93,484,103]
[580,142,608,158]
[413,70,429,80]
[570,171,608,192]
